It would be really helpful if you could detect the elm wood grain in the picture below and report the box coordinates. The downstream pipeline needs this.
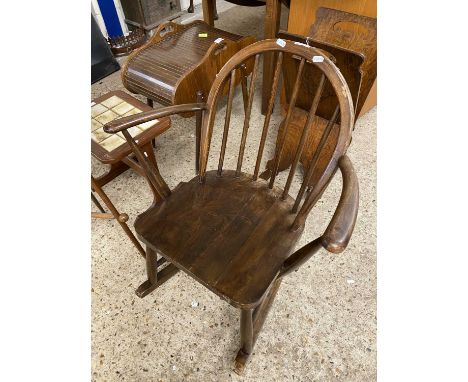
[134,170,303,307]
[104,39,359,372]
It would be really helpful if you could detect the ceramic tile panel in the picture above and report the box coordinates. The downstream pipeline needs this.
[91,127,112,142]
[123,108,141,117]
[100,135,126,151]
[95,109,119,125]
[91,119,103,132]
[138,120,158,130]
[112,101,134,115]
[91,103,108,118]
[101,95,124,108]
[117,125,142,139]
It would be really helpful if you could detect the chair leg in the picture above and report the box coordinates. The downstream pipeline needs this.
[187,0,194,13]
[146,98,156,147]
[234,278,282,374]
[136,247,180,298]
[213,0,219,20]
[195,91,204,174]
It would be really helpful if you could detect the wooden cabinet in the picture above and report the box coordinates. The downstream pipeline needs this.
[287,0,377,116]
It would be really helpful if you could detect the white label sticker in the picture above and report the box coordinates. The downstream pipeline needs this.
[294,41,309,48]
[214,37,224,44]
[276,38,286,48]
[312,55,324,63]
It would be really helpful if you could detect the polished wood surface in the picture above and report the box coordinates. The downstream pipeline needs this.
[308,7,376,117]
[260,31,364,180]
[288,0,377,115]
[104,39,360,372]
[135,170,303,308]
[122,20,255,107]
[278,30,364,119]
[288,0,376,36]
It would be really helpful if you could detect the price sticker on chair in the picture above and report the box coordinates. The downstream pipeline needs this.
[312,55,324,63]
[276,38,286,48]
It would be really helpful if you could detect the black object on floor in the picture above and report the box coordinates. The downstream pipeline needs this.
[91,14,120,84]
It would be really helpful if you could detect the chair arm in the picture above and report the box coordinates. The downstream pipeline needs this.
[321,155,359,254]
[103,103,207,134]
[279,155,359,277]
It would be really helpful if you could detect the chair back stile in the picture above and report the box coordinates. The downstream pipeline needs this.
[199,39,354,229]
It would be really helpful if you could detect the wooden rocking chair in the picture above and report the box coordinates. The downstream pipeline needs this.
[104,39,359,373]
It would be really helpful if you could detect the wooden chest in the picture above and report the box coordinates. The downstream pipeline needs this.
[121,20,256,107]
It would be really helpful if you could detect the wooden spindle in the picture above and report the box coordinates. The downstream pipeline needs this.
[253,51,284,180]
[282,73,326,199]
[121,129,171,200]
[218,70,237,176]
[240,63,249,115]
[292,105,340,213]
[236,54,260,176]
[268,58,306,189]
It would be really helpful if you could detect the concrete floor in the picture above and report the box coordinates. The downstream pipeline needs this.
[92,4,376,381]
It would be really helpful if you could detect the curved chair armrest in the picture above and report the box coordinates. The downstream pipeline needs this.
[103,103,207,134]
[321,155,359,253]
[279,155,359,278]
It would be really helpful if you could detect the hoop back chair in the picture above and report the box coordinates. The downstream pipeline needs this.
[104,39,359,373]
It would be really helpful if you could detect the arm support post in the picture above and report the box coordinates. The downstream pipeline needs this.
[279,155,359,277]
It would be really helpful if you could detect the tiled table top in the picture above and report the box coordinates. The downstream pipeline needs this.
[91,91,170,164]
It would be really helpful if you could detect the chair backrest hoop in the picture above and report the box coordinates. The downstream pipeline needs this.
[198,39,355,225]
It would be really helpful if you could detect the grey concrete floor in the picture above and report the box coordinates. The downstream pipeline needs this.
[92,4,376,381]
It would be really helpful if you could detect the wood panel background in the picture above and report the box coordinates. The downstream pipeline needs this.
[287,0,376,117]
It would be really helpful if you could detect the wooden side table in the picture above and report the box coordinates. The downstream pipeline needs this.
[91,90,171,257]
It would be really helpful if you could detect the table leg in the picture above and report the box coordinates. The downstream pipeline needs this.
[91,176,146,258]
[202,0,215,27]
[262,0,281,115]
[141,142,166,203]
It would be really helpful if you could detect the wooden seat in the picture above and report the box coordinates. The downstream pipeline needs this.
[135,170,303,308]
[104,39,359,373]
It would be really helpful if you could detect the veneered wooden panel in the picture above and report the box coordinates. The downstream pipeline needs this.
[288,0,376,116]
